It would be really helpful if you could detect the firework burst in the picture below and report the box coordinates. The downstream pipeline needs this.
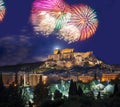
[0,0,6,22]
[31,0,98,43]
[32,0,68,12]
[58,24,80,43]
[31,0,71,35]
[70,5,98,40]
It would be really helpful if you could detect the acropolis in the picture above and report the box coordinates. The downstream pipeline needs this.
[45,48,102,68]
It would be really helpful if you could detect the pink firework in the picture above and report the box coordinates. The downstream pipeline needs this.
[32,0,69,12]
[70,4,98,41]
[0,0,6,22]
[0,8,5,22]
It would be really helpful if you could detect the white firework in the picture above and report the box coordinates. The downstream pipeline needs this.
[59,24,80,43]
[34,13,56,35]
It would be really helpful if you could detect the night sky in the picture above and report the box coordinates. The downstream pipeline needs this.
[0,0,120,66]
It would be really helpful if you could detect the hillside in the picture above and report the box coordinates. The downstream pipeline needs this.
[36,49,117,74]
[0,62,44,72]
[0,49,119,74]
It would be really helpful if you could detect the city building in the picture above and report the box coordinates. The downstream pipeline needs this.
[101,73,120,82]
[1,72,120,87]
[2,72,47,87]
[2,72,16,87]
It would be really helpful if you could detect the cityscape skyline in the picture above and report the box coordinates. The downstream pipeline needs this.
[0,0,120,66]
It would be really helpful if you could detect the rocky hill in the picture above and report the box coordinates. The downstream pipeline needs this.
[0,62,44,72]
[0,49,118,74]
[38,49,114,74]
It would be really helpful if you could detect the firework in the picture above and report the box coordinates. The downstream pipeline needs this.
[58,24,80,43]
[31,0,98,43]
[70,5,98,40]
[0,0,6,22]
[55,12,71,30]
[31,0,71,35]
[32,0,66,12]
[33,12,56,35]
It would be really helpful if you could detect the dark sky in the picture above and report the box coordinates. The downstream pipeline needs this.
[0,0,120,66]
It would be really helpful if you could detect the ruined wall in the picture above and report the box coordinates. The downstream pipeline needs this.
[54,49,60,54]
[47,49,95,68]
[101,73,119,82]
[60,48,74,54]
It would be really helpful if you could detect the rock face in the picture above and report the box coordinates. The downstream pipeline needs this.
[42,48,103,69]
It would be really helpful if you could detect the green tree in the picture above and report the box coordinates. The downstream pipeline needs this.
[54,90,62,100]
[7,83,24,107]
[0,72,4,91]
[34,75,48,106]
[77,85,83,96]
[69,80,77,96]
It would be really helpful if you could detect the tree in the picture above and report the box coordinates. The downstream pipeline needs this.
[97,92,101,99]
[0,72,4,91]
[15,72,18,85]
[54,90,62,100]
[69,80,77,96]
[7,83,24,107]
[20,76,24,86]
[34,75,48,106]
[0,73,8,106]
[113,83,119,96]
[77,85,83,96]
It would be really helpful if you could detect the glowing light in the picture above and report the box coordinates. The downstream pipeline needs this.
[54,46,61,50]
